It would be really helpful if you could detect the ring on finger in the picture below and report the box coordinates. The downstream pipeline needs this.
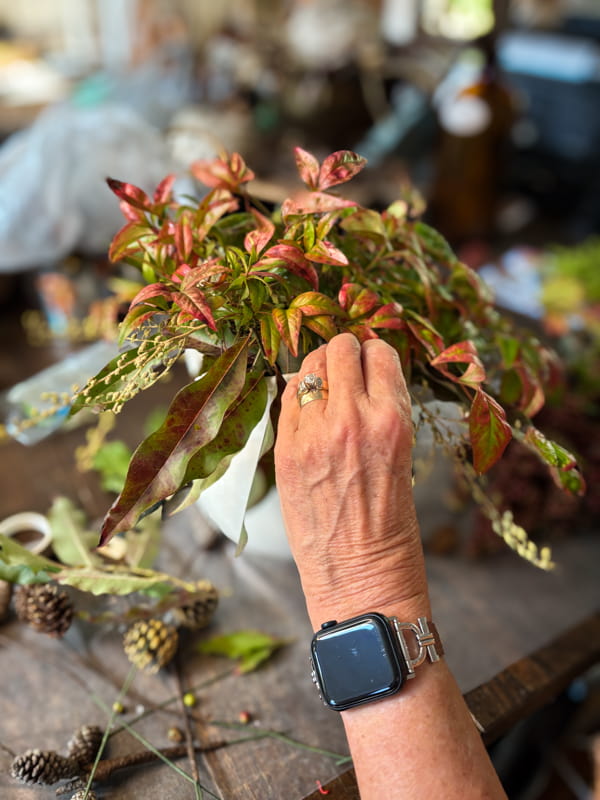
[297,373,329,407]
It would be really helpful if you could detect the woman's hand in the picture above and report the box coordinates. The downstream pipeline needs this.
[275,333,430,629]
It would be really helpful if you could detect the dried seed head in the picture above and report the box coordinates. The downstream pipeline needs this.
[172,580,219,630]
[66,725,104,766]
[11,749,78,785]
[71,788,98,800]
[13,583,74,637]
[123,618,179,673]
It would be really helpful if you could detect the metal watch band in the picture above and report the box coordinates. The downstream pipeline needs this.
[390,616,444,679]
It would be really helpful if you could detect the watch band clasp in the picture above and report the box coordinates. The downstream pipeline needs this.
[392,616,442,679]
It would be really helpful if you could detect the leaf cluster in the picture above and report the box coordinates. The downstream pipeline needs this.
[70,147,585,552]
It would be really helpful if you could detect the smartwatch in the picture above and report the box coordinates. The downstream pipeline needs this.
[310,613,443,711]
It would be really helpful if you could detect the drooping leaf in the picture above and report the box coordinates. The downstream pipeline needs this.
[367,302,404,330]
[47,497,101,567]
[469,389,512,473]
[272,307,302,357]
[317,150,367,190]
[303,314,338,341]
[522,426,586,496]
[404,311,445,359]
[430,341,486,388]
[0,535,59,585]
[182,372,268,484]
[197,629,288,673]
[294,146,320,189]
[514,365,546,416]
[99,338,250,544]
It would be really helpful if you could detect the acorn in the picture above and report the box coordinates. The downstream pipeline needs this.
[123,618,178,673]
[172,580,219,630]
[13,583,74,637]
[10,749,78,785]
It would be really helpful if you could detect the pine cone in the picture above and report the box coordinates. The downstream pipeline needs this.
[172,580,219,630]
[11,749,78,785]
[13,583,74,637]
[66,725,104,766]
[0,579,12,622]
[123,619,178,673]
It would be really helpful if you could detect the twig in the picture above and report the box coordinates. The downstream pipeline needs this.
[172,655,202,798]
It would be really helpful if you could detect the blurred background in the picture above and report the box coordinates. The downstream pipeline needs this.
[0,1,598,797]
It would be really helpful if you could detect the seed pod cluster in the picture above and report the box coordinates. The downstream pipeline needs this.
[123,618,179,673]
[172,579,219,630]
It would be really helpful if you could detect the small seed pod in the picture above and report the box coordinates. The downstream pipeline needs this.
[11,749,78,786]
[66,725,104,766]
[71,789,98,800]
[13,583,74,637]
[172,580,219,630]
[123,618,178,673]
[0,579,12,622]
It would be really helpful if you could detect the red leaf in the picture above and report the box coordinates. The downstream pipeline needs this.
[290,291,342,317]
[367,302,404,329]
[405,313,444,359]
[99,338,250,543]
[515,365,545,416]
[338,283,379,318]
[191,152,255,192]
[153,174,176,203]
[430,341,486,387]
[173,288,216,330]
[253,244,318,289]
[272,307,302,357]
[305,239,349,266]
[174,218,193,261]
[294,146,320,189]
[196,190,240,240]
[107,178,151,213]
[244,209,275,254]
[317,150,367,190]
[130,282,173,308]
[281,191,358,219]
[469,389,512,473]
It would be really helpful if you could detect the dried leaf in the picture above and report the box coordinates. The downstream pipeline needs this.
[47,497,101,568]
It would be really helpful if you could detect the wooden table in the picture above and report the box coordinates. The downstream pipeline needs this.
[0,333,598,800]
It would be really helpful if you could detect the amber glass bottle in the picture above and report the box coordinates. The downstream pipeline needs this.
[428,35,515,246]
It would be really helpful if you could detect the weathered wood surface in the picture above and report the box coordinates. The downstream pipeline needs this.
[0,333,598,799]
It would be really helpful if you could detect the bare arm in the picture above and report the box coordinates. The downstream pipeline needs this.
[275,333,507,800]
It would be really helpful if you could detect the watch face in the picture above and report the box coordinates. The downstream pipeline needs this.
[311,614,404,710]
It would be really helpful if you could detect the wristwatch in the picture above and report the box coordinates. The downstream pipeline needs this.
[310,612,444,711]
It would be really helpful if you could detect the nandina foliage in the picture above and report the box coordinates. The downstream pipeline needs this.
[71,148,584,546]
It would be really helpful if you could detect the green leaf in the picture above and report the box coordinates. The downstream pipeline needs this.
[0,535,59,584]
[469,389,512,473]
[182,372,268,484]
[197,629,288,673]
[99,338,250,544]
[92,440,133,493]
[47,497,101,568]
[70,340,184,416]
[522,426,586,496]
[414,221,456,264]
[56,567,173,598]
[260,314,281,365]
[125,510,162,568]
[109,222,155,262]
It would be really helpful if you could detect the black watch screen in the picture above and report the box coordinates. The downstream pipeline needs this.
[310,613,405,711]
